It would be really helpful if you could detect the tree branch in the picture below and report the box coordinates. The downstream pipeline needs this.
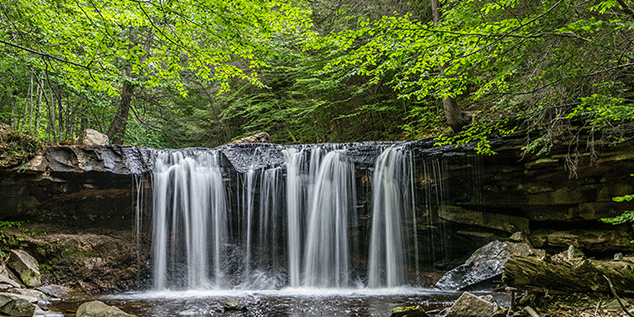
[0,39,90,70]
[603,275,634,317]
[616,0,634,20]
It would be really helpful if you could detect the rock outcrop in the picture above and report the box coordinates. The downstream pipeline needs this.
[0,294,36,317]
[7,250,40,288]
[0,130,633,290]
[435,240,541,290]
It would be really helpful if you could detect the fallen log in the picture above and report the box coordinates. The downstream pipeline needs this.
[502,255,634,295]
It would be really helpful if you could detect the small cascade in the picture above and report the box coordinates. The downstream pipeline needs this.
[285,148,304,288]
[303,150,357,288]
[257,167,286,275]
[421,158,449,268]
[241,168,258,280]
[284,146,326,287]
[151,151,228,290]
[367,146,416,288]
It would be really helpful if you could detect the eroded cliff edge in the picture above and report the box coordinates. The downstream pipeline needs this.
[0,133,632,291]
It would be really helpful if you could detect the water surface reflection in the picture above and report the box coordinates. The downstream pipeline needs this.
[53,288,460,316]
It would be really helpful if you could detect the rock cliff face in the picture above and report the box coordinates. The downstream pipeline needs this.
[0,146,154,228]
[0,133,632,290]
[436,134,634,254]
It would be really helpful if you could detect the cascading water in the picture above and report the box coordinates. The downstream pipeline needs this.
[149,143,433,291]
[151,151,228,290]
[367,146,416,288]
[302,149,357,288]
[285,148,304,288]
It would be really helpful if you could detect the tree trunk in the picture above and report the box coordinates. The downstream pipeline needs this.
[21,74,32,133]
[35,76,42,135]
[106,28,153,145]
[443,96,470,132]
[49,87,58,142]
[502,255,634,295]
[56,89,65,139]
[10,93,16,130]
[431,0,470,133]
[107,80,134,144]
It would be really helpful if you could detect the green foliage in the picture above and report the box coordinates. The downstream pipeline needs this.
[435,119,518,155]
[0,221,26,257]
[304,0,634,149]
[2,0,634,148]
[602,174,634,225]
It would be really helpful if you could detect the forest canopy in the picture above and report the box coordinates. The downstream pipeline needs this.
[0,0,633,153]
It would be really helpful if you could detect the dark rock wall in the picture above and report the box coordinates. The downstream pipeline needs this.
[1,134,632,262]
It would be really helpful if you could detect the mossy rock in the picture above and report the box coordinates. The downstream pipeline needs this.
[391,305,428,317]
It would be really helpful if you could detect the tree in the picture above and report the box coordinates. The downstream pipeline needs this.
[305,0,634,152]
[0,0,311,144]
[431,0,470,132]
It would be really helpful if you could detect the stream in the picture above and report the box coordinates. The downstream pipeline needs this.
[51,288,465,316]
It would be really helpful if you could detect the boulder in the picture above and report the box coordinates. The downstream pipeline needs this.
[0,297,36,317]
[224,298,246,311]
[75,129,109,146]
[228,132,270,144]
[391,305,429,317]
[447,292,499,317]
[0,294,37,317]
[435,240,538,290]
[7,250,41,287]
[76,300,135,317]
[0,274,21,290]
[0,292,40,304]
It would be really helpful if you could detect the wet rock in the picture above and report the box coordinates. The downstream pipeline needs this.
[35,285,70,299]
[74,129,109,146]
[391,305,428,317]
[76,300,135,317]
[7,250,41,287]
[447,292,498,317]
[224,298,246,311]
[0,296,36,316]
[435,240,536,290]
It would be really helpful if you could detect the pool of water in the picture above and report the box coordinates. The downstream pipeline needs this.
[50,288,463,316]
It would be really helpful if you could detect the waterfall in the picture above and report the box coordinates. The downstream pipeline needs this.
[421,157,449,268]
[368,146,415,288]
[302,150,357,288]
[242,168,257,280]
[149,144,426,291]
[151,151,227,290]
[257,167,285,274]
[285,148,304,287]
